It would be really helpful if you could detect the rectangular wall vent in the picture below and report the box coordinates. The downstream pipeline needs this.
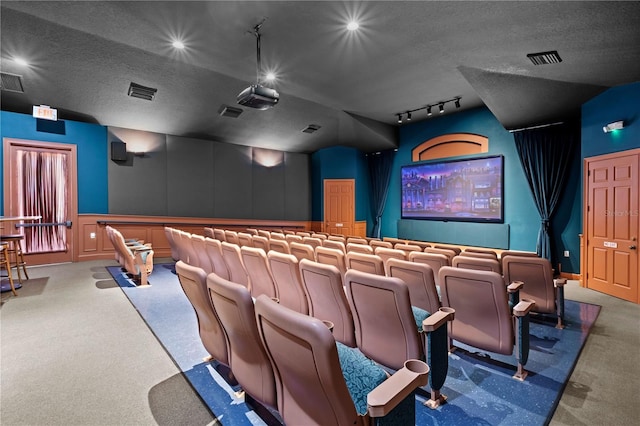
[1,72,24,92]
[128,82,157,100]
[218,105,243,118]
[302,124,321,134]
[527,50,562,65]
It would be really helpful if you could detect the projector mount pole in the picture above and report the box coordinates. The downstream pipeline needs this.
[250,18,267,85]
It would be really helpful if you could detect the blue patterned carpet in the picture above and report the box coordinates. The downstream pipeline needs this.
[107,263,600,426]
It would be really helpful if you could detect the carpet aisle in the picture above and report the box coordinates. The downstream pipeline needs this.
[109,263,600,426]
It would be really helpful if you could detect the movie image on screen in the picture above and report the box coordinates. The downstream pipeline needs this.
[401,155,504,223]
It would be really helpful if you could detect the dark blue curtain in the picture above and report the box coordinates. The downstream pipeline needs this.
[514,123,578,263]
[367,150,396,238]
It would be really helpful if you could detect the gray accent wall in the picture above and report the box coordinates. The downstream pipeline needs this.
[108,127,311,220]
[108,128,168,216]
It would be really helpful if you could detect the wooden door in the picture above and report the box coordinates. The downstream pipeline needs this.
[324,179,354,236]
[3,139,77,265]
[585,150,639,303]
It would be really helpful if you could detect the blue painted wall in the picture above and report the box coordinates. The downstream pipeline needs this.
[582,82,640,159]
[572,82,640,273]
[385,107,541,252]
[0,111,108,215]
[311,146,370,224]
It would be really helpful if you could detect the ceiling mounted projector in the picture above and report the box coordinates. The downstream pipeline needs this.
[237,20,279,110]
[237,84,279,110]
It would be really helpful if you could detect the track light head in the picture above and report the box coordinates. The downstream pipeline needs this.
[439,103,444,113]
[427,106,432,116]
[397,114,402,124]
[454,97,461,108]
[406,111,412,121]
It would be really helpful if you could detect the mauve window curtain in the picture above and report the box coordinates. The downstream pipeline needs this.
[367,149,396,239]
[17,150,68,253]
[513,123,578,265]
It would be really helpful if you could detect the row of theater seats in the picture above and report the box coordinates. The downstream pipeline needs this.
[202,227,565,329]
[166,226,551,423]
[167,226,444,424]
[105,225,154,286]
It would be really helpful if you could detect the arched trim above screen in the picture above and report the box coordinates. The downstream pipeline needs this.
[412,133,489,162]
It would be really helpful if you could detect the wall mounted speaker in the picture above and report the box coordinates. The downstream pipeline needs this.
[111,141,127,161]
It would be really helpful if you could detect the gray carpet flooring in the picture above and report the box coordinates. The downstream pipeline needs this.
[1,260,638,425]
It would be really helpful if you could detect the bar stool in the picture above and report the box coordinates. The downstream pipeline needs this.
[1,235,29,284]
[1,242,17,296]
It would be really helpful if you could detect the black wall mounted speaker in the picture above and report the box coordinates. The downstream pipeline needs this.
[111,141,127,161]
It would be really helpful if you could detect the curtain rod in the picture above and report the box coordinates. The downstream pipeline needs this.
[508,121,564,133]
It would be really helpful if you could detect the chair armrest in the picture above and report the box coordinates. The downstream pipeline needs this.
[507,280,524,293]
[367,360,429,417]
[513,299,535,317]
[422,307,455,332]
[131,245,152,252]
[554,278,567,287]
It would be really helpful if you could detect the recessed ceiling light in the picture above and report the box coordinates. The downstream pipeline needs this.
[13,57,28,66]
[346,21,359,31]
[172,40,185,49]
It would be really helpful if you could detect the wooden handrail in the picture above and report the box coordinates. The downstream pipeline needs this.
[96,219,306,229]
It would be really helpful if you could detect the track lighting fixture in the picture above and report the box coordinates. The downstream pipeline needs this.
[394,96,462,124]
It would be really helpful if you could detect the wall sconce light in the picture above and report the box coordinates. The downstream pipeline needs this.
[603,120,624,133]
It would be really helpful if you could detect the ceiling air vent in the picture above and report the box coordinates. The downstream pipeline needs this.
[1,72,25,93]
[218,105,244,118]
[128,82,157,101]
[527,50,562,65]
[302,124,321,134]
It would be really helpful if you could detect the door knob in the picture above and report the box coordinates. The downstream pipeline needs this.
[630,245,637,250]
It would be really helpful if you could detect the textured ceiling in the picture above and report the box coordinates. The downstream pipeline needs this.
[2,1,640,153]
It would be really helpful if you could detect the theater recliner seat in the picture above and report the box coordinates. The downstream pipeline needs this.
[203,237,230,280]
[175,261,229,367]
[452,255,502,274]
[207,273,276,411]
[438,266,535,380]
[240,246,277,299]
[288,242,316,263]
[314,246,347,277]
[254,295,430,426]
[385,258,441,315]
[502,255,566,328]
[164,227,179,262]
[346,243,374,254]
[345,252,385,275]
[298,259,356,347]
[220,242,249,289]
[374,247,407,265]
[268,251,309,314]
[343,269,454,408]
[106,225,154,286]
